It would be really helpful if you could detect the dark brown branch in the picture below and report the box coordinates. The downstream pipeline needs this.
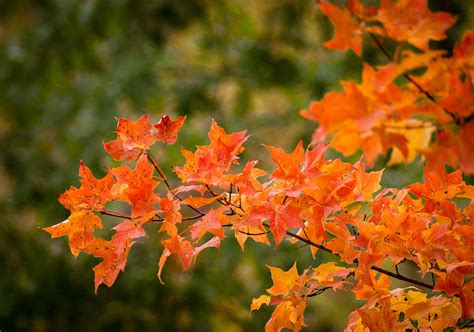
[237,229,271,236]
[459,319,474,329]
[260,223,436,291]
[227,184,233,204]
[307,286,332,298]
[182,215,205,221]
[147,154,172,189]
[369,265,434,290]
[99,210,166,223]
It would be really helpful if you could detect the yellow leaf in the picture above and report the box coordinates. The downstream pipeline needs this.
[266,263,299,296]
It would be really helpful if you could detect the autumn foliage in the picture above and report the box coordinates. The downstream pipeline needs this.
[45,1,474,330]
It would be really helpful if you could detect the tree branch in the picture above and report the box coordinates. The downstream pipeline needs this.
[307,286,332,298]
[368,33,461,125]
[260,222,436,291]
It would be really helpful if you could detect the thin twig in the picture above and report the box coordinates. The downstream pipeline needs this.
[380,123,437,130]
[147,153,205,217]
[237,229,271,236]
[307,286,332,298]
[147,154,172,189]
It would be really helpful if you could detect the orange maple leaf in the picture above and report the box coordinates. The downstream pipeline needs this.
[157,235,195,284]
[190,209,224,241]
[439,73,474,118]
[174,120,248,184]
[460,279,474,320]
[377,0,457,50]
[158,192,182,237]
[57,160,114,212]
[459,122,474,175]
[44,211,102,256]
[111,154,160,217]
[104,114,157,161]
[86,235,133,293]
[319,1,363,55]
[409,165,472,201]
[265,140,304,181]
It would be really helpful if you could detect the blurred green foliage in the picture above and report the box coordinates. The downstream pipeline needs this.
[0,0,472,331]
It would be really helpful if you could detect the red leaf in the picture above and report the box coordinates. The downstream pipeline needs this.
[154,114,186,144]
[270,201,303,247]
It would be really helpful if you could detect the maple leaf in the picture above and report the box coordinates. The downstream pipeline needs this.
[353,161,382,201]
[57,161,114,212]
[157,235,195,284]
[181,195,220,208]
[454,31,474,76]
[347,0,378,19]
[111,154,160,217]
[44,211,102,256]
[319,1,363,55]
[352,299,404,331]
[174,120,248,185]
[301,143,327,177]
[301,82,370,134]
[86,235,133,293]
[229,160,266,195]
[460,279,474,320]
[154,114,186,144]
[265,140,304,181]
[324,220,360,263]
[266,263,299,296]
[270,201,303,247]
[459,121,474,175]
[377,0,457,50]
[207,119,248,167]
[385,119,435,166]
[300,205,328,256]
[113,212,154,240]
[438,73,474,118]
[158,192,182,237]
[423,130,461,172]
[104,115,157,161]
[266,300,307,332]
[250,294,271,312]
[190,209,224,241]
[410,165,473,201]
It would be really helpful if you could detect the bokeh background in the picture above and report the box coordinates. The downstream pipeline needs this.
[1,0,472,331]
